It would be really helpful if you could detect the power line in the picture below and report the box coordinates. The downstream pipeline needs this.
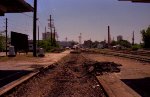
[8,22,31,30]
[37,19,45,29]
[21,13,33,18]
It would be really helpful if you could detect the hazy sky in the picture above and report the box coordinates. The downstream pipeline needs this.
[0,0,150,43]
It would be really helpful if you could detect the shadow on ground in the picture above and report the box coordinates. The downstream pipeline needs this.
[121,77,150,97]
[0,70,32,88]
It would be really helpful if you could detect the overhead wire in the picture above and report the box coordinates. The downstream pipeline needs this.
[37,19,45,29]
[21,13,33,18]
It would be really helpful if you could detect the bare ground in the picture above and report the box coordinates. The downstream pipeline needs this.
[0,51,70,70]
[5,54,106,97]
[86,54,150,97]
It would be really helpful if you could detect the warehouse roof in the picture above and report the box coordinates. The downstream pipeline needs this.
[0,0,33,16]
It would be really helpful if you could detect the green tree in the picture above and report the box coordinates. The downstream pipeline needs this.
[110,40,117,46]
[38,38,60,52]
[117,40,131,48]
[131,44,141,51]
[92,41,99,48]
[141,26,150,48]
[0,35,5,51]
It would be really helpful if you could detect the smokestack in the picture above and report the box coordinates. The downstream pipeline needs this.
[108,26,110,47]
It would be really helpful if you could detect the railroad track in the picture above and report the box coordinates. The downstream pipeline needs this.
[1,52,140,97]
[0,70,32,88]
[0,70,39,96]
[110,49,150,57]
[1,54,108,97]
[82,49,150,62]
[99,50,150,62]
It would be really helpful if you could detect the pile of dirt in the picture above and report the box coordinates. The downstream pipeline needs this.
[84,60,122,75]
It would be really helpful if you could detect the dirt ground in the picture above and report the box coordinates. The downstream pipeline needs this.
[2,52,150,97]
[5,54,106,97]
[0,51,70,70]
[85,54,150,97]
[85,54,150,79]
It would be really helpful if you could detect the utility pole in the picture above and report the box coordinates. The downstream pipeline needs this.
[44,26,46,40]
[33,0,37,57]
[53,27,56,46]
[49,15,53,46]
[108,26,110,48]
[5,18,8,56]
[65,37,68,47]
[38,25,39,47]
[132,31,135,45]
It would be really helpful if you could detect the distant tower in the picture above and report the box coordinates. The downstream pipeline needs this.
[117,35,123,41]
[79,33,82,44]
[65,37,67,42]
[132,31,135,45]
[55,32,58,41]
[108,26,111,47]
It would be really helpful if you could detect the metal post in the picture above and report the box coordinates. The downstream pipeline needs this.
[33,0,37,57]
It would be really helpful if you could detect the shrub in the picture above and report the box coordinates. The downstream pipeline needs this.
[131,44,141,51]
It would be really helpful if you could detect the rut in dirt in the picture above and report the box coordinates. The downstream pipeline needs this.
[5,54,106,97]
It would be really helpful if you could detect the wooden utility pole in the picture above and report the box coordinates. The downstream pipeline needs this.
[49,15,53,45]
[33,0,37,57]
[38,25,39,47]
[132,31,135,45]
[5,18,8,56]
[44,26,46,40]
[53,27,56,46]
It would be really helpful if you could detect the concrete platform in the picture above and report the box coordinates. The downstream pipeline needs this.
[0,50,70,96]
[0,50,70,70]
[97,73,141,97]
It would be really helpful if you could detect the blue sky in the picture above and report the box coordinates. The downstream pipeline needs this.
[0,0,150,43]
